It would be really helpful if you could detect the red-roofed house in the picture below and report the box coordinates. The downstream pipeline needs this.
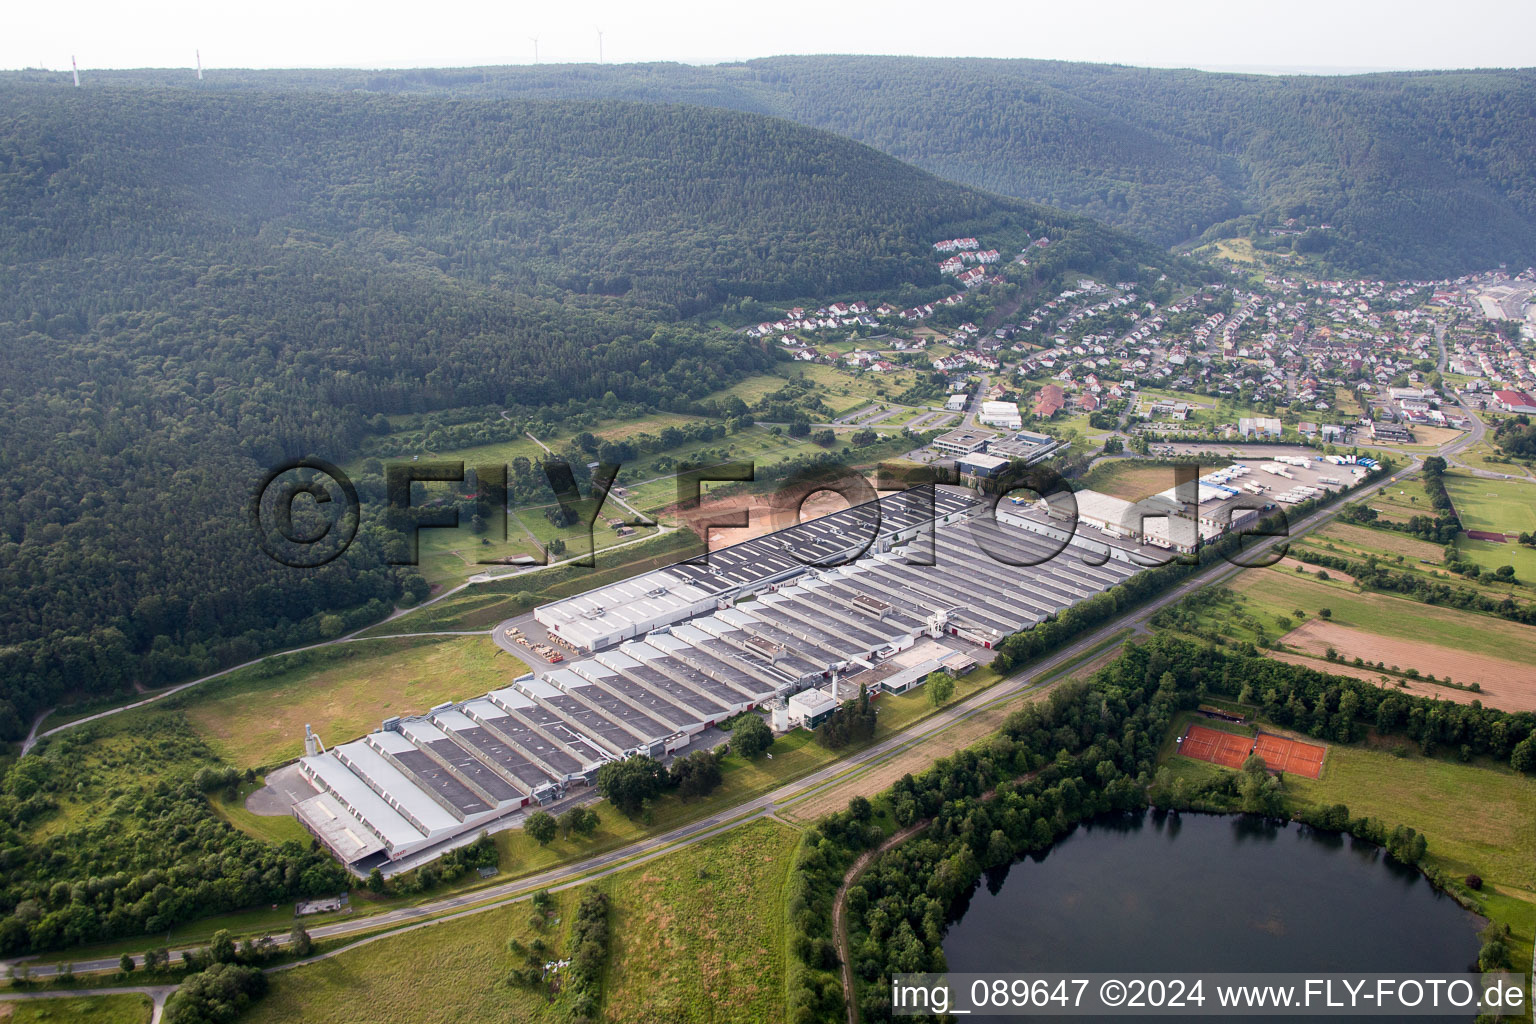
[1034,384,1065,419]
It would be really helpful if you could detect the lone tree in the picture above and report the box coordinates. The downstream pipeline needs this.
[524,810,558,846]
[731,714,773,759]
[558,804,600,838]
[289,923,313,958]
[120,953,135,975]
[926,670,956,708]
[595,755,668,818]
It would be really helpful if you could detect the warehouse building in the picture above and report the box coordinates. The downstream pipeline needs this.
[293,483,1207,871]
[978,401,1024,430]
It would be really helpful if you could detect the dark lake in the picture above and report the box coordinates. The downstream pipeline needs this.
[944,811,1485,1021]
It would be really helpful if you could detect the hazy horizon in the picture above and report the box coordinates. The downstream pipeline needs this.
[10,0,1534,76]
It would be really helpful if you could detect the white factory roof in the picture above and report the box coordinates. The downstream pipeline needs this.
[486,687,539,713]
[301,751,426,849]
[1073,489,1136,527]
[398,719,451,744]
[295,792,386,860]
[333,740,462,836]
[788,688,837,713]
[431,707,482,731]
[536,569,716,649]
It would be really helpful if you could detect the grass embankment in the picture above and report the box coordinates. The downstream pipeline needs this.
[357,530,697,637]
[0,994,153,1023]
[247,819,800,1024]
[179,636,526,770]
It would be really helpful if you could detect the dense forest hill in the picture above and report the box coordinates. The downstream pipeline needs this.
[38,56,1536,277]
[0,85,1166,737]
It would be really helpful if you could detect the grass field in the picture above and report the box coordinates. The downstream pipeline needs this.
[1185,567,1536,670]
[180,636,527,769]
[600,819,798,1023]
[1363,480,1434,523]
[247,890,580,1023]
[1443,472,1536,535]
[1286,743,1536,895]
[1454,536,1536,579]
[248,819,799,1024]
[1307,521,1444,563]
[0,994,153,1023]
[1076,460,1226,501]
[210,783,313,845]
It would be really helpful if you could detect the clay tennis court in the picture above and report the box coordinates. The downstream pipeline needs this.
[1253,731,1326,779]
[1179,724,1253,769]
[1179,723,1327,779]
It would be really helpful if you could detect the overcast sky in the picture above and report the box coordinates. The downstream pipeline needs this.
[10,0,1534,73]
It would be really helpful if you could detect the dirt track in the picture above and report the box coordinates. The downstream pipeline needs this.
[1277,620,1536,711]
[1275,557,1357,586]
[674,489,853,549]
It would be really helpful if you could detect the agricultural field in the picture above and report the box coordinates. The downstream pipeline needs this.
[1305,521,1444,563]
[0,994,153,1024]
[248,820,799,1024]
[180,636,527,770]
[1362,479,1436,523]
[1172,568,1536,710]
[1442,472,1536,536]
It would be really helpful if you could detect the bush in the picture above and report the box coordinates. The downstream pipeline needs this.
[164,963,268,1024]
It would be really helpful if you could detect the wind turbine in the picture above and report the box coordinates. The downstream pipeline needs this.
[530,36,539,64]
[196,49,203,80]
[596,27,603,64]
[71,55,79,87]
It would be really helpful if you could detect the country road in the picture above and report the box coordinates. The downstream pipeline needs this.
[4,454,1417,983]
[0,984,175,1023]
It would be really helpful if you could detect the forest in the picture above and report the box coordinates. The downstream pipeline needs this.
[0,84,1171,738]
[28,57,1536,277]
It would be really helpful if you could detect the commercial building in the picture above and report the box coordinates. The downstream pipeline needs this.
[1238,416,1283,438]
[931,427,997,455]
[1494,389,1536,414]
[956,452,1011,478]
[986,433,1069,467]
[978,401,1024,430]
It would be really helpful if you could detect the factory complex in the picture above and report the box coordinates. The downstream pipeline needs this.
[286,462,1357,871]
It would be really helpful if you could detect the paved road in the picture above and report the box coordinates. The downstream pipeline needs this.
[7,455,1418,983]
